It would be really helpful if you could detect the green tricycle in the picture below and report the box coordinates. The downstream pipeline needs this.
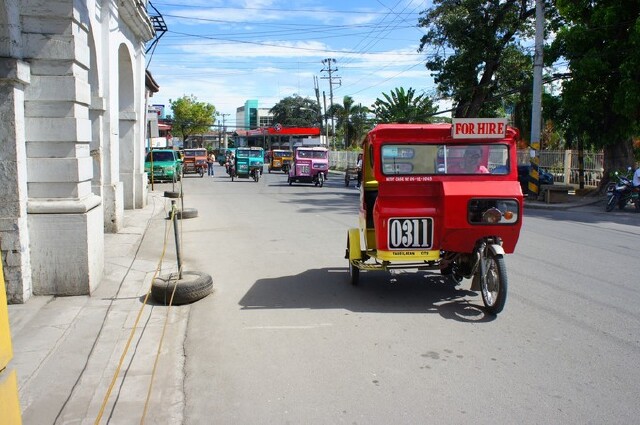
[231,147,264,182]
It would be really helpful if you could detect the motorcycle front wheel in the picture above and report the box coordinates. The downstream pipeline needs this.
[318,173,325,188]
[605,194,617,212]
[480,251,508,315]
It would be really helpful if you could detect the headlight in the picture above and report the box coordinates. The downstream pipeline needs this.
[313,163,327,169]
[468,199,519,224]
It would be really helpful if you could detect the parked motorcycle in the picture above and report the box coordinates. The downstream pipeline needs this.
[605,167,640,212]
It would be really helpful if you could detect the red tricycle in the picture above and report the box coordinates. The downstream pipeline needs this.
[345,119,523,314]
[288,146,329,187]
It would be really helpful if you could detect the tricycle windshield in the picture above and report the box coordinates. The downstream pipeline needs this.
[273,150,292,158]
[183,149,207,158]
[296,149,327,159]
[380,143,510,175]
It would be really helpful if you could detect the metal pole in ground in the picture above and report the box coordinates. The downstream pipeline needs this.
[171,200,183,279]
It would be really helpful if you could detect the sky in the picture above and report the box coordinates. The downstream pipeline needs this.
[145,0,438,130]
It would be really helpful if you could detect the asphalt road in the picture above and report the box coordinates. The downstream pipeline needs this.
[171,164,640,424]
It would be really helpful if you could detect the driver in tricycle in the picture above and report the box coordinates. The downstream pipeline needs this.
[345,119,523,315]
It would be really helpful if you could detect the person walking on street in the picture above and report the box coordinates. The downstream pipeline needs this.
[207,152,215,176]
[355,153,363,188]
[633,164,640,187]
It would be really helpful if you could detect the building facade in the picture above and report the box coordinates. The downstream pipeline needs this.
[0,1,155,303]
[235,99,273,131]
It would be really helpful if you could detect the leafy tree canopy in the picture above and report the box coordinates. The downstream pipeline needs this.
[170,95,216,142]
[371,87,437,123]
[418,0,545,118]
[550,0,640,172]
[270,95,321,127]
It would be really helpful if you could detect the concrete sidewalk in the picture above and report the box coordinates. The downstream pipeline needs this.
[8,192,188,424]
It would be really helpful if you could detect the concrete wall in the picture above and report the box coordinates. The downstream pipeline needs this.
[0,0,154,302]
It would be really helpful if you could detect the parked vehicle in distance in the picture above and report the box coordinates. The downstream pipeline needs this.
[218,148,236,166]
[181,148,208,177]
[605,167,640,212]
[517,164,553,193]
[288,147,329,187]
[268,149,293,174]
[145,149,182,182]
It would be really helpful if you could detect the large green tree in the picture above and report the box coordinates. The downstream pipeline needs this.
[371,87,437,123]
[417,0,543,118]
[170,95,216,144]
[550,0,640,182]
[270,95,321,128]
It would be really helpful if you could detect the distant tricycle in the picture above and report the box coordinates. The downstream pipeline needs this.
[268,149,294,174]
[345,120,523,315]
[231,147,264,182]
[288,147,329,187]
[181,148,208,177]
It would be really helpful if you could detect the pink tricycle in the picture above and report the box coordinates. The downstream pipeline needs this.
[287,147,329,187]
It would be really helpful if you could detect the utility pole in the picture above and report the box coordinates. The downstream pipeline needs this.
[529,0,544,198]
[313,76,322,129]
[323,91,329,147]
[220,113,230,150]
[320,58,340,150]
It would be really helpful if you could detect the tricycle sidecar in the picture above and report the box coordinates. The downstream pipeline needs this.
[288,147,329,187]
[345,120,523,315]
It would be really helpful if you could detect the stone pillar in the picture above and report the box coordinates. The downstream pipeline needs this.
[22,3,104,295]
[0,58,33,303]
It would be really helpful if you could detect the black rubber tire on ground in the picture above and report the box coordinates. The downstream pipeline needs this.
[480,252,508,315]
[345,175,350,187]
[168,207,198,220]
[151,271,213,305]
[164,190,181,198]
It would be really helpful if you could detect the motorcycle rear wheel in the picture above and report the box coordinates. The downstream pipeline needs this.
[605,194,617,212]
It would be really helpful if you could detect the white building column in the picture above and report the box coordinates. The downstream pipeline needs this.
[0,58,33,303]
[23,3,104,295]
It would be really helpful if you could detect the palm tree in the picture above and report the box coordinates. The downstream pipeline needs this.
[330,96,371,149]
[371,87,436,124]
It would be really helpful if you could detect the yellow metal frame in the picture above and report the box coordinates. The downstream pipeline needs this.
[0,258,22,423]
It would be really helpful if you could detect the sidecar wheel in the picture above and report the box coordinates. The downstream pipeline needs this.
[347,233,360,286]
[480,252,507,315]
[349,260,359,286]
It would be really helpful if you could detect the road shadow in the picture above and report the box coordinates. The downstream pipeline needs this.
[239,267,496,323]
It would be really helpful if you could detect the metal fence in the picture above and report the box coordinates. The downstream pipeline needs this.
[516,149,604,187]
[330,149,604,187]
